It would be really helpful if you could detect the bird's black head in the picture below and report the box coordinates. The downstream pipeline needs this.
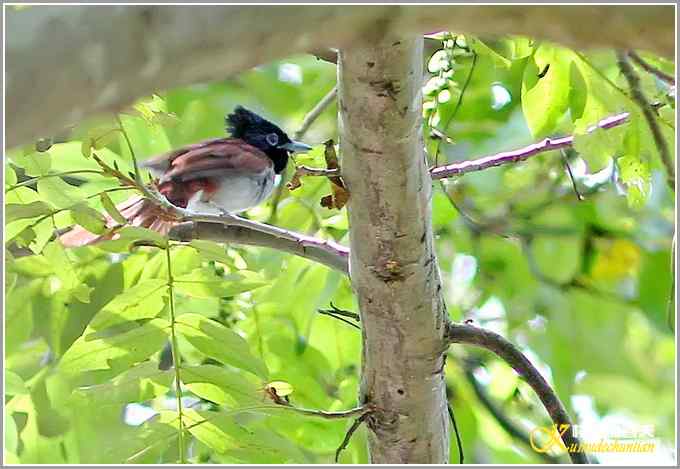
[226,106,311,173]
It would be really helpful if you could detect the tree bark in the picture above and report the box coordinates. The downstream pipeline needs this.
[6,5,674,147]
[339,36,449,463]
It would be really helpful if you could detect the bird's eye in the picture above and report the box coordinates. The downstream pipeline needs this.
[265,133,279,146]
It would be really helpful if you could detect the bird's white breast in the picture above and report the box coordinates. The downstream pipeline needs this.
[186,167,276,215]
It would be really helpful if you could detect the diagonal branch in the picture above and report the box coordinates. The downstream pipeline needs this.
[291,111,636,183]
[169,220,349,275]
[627,50,675,86]
[445,321,588,464]
[616,51,675,191]
[293,86,337,141]
[430,112,630,180]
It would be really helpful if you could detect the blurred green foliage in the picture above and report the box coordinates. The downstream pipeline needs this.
[4,34,675,464]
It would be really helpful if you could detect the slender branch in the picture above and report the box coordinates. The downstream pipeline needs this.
[286,165,341,191]
[462,365,563,464]
[447,402,464,464]
[317,303,361,329]
[116,115,143,185]
[290,166,340,179]
[616,51,675,191]
[169,220,349,275]
[273,403,371,421]
[627,50,675,85]
[445,322,589,464]
[5,169,104,192]
[294,86,337,141]
[430,112,630,180]
[164,244,186,464]
[335,413,369,463]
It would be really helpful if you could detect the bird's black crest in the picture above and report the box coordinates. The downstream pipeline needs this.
[226,106,280,138]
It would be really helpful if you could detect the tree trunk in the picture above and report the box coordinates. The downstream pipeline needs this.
[338,36,449,463]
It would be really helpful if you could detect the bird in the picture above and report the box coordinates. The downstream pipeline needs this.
[60,106,312,247]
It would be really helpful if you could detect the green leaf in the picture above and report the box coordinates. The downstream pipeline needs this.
[58,318,170,375]
[471,38,512,69]
[100,192,128,225]
[617,155,651,209]
[81,138,93,158]
[576,373,669,416]
[73,361,172,406]
[31,374,71,437]
[5,413,18,453]
[521,45,571,137]
[89,279,168,330]
[432,191,459,231]
[6,201,53,223]
[638,249,673,332]
[5,370,29,396]
[88,126,121,150]
[189,240,233,265]
[37,177,83,209]
[530,236,583,284]
[568,61,587,121]
[42,241,93,303]
[6,165,17,187]
[174,268,266,299]
[48,142,132,176]
[11,151,52,176]
[70,203,107,235]
[181,409,303,462]
[573,125,626,172]
[266,380,293,397]
[98,226,168,252]
[176,313,268,378]
[182,364,261,405]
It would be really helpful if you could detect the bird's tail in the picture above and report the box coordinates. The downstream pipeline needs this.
[59,195,178,247]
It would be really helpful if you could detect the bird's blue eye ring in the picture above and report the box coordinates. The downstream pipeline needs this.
[266,133,279,146]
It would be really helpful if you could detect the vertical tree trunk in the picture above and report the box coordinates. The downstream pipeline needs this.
[338,36,450,463]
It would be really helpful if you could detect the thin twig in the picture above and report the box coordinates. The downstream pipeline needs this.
[627,50,675,85]
[294,86,337,141]
[290,165,341,179]
[447,402,464,464]
[317,304,361,330]
[276,403,371,421]
[5,170,104,192]
[616,51,675,191]
[561,150,584,201]
[165,244,186,464]
[445,322,589,464]
[430,112,630,180]
[335,413,369,463]
[116,115,143,185]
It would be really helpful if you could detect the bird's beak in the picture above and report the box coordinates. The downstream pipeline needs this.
[279,140,313,153]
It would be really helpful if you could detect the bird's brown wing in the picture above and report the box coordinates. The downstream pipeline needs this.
[141,138,272,182]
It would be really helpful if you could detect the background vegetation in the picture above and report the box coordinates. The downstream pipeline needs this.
[4,33,675,464]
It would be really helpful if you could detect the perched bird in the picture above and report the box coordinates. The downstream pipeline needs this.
[60,106,311,247]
